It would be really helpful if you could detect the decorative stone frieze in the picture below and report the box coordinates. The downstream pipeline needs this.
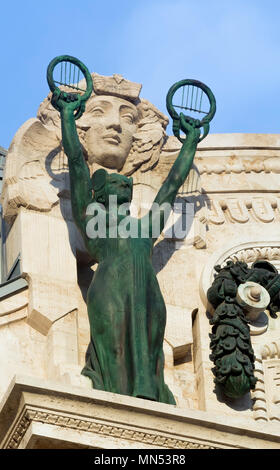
[1,376,280,449]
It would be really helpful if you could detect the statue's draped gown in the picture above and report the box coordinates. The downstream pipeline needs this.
[82,220,176,405]
[59,100,197,407]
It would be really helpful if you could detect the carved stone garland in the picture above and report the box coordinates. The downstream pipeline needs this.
[207,260,280,399]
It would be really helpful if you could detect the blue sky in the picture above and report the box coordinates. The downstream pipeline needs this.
[1,0,280,149]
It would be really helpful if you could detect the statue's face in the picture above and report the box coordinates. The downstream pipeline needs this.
[86,95,138,170]
[105,173,133,205]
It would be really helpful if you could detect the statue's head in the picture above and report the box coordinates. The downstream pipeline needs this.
[38,73,169,176]
[84,94,138,171]
[92,168,133,206]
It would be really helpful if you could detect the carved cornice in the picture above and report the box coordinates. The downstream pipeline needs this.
[207,197,280,225]
[161,135,280,176]
[196,157,280,176]
[4,406,226,450]
[3,375,280,449]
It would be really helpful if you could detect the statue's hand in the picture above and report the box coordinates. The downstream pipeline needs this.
[179,113,201,143]
[51,89,85,116]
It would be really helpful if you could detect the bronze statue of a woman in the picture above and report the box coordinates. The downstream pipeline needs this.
[49,58,215,405]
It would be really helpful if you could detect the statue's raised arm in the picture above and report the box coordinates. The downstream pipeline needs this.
[47,56,94,235]
[146,79,216,239]
[154,114,201,207]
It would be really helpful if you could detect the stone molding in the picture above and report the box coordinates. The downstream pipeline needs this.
[1,376,280,449]
[252,341,280,423]
[196,157,280,176]
[5,407,219,450]
[225,244,280,266]
[207,197,280,225]
[0,289,28,328]
[162,134,280,179]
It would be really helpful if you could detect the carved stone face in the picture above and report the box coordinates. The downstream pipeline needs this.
[85,95,138,170]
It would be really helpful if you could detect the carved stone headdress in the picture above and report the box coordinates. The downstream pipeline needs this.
[37,72,169,176]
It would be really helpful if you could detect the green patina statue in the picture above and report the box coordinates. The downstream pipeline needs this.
[49,57,215,404]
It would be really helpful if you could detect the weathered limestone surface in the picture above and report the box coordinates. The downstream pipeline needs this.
[0,74,279,448]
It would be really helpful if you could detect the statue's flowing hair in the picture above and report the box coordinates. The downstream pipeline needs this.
[37,74,169,176]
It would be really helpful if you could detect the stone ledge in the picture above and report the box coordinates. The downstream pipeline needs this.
[0,375,280,449]
[198,133,280,150]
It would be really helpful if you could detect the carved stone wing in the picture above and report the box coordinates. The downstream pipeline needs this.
[2,118,60,218]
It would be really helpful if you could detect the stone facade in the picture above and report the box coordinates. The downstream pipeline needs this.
[0,75,279,448]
